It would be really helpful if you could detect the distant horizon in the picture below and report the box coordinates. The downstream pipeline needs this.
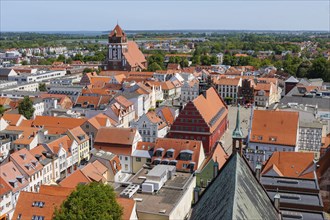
[1,28,329,34]
[1,1,329,32]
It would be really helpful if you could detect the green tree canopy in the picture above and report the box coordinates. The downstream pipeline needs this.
[38,83,47,92]
[0,105,5,116]
[307,58,330,82]
[148,62,162,72]
[53,182,123,220]
[18,96,35,119]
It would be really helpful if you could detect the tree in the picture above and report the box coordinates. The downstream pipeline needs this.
[148,62,162,72]
[83,68,94,74]
[0,105,5,116]
[18,97,35,119]
[53,182,123,220]
[38,83,47,92]
[21,60,28,65]
[57,54,66,62]
[307,58,330,82]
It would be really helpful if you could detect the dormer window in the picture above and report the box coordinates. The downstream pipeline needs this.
[19,154,26,160]
[152,159,160,165]
[166,149,175,158]
[16,176,25,183]
[154,148,164,157]
[169,160,177,166]
[9,180,18,188]
[160,159,169,165]
[179,150,193,161]
[24,164,30,170]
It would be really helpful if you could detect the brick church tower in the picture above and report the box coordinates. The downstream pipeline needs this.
[103,24,147,71]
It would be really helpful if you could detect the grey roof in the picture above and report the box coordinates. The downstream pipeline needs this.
[280,96,330,110]
[285,76,299,83]
[267,191,323,208]
[261,176,319,191]
[0,68,14,76]
[191,153,279,220]
[132,150,153,158]
[147,164,175,178]
[281,210,326,220]
[300,121,323,129]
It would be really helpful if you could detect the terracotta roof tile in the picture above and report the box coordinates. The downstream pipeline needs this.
[0,176,12,196]
[146,111,167,130]
[5,125,39,145]
[250,110,299,146]
[192,87,228,133]
[10,148,43,177]
[38,185,74,197]
[122,41,146,69]
[262,152,315,179]
[109,24,125,37]
[114,96,133,108]
[32,116,86,135]
[60,170,91,188]
[214,77,240,86]
[12,191,67,220]
[117,198,135,220]
[152,138,204,172]
[157,107,175,126]
[0,161,29,193]
[95,127,137,146]
[2,113,25,126]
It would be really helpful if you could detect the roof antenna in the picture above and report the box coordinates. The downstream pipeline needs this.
[117,19,119,25]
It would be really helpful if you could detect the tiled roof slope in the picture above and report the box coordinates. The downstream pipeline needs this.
[192,87,228,133]
[262,152,315,179]
[191,153,279,220]
[250,110,299,146]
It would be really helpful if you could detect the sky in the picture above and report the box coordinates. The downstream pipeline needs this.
[1,0,329,32]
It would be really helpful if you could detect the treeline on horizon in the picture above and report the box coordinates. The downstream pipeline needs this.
[1,32,329,81]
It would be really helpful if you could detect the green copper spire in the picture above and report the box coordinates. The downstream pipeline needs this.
[232,104,244,139]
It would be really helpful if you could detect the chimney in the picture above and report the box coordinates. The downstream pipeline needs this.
[255,164,262,181]
[193,187,201,204]
[274,193,281,210]
[213,159,219,179]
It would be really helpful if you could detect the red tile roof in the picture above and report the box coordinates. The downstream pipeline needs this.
[152,138,204,172]
[0,176,12,196]
[12,191,68,220]
[60,170,91,188]
[10,148,43,177]
[0,161,29,193]
[95,127,137,145]
[32,116,86,135]
[262,152,315,179]
[250,110,299,146]
[192,87,228,133]
[38,185,74,197]
[123,42,146,69]
[157,107,175,126]
[214,77,240,86]
[109,24,125,37]
[117,198,135,220]
[146,111,167,130]
[2,113,24,126]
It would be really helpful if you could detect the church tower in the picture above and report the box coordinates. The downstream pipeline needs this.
[232,104,244,155]
[105,24,128,70]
